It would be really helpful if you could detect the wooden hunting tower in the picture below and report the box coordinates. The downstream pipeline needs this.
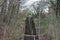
[24,17,38,40]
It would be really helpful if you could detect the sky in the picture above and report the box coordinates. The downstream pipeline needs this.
[20,0,56,13]
[21,0,51,6]
[21,0,40,6]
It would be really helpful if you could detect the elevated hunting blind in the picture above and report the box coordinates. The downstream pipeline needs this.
[24,17,38,40]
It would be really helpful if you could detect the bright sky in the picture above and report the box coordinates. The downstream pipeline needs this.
[22,0,40,6]
[44,8,49,13]
[21,0,54,13]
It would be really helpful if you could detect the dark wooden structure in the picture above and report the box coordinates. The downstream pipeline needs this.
[24,17,38,40]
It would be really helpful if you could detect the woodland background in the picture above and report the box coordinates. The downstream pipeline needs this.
[0,0,60,40]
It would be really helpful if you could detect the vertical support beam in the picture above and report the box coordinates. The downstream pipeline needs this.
[37,7,41,40]
[38,11,40,40]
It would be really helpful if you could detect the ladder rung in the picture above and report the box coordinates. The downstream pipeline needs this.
[24,35,40,37]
